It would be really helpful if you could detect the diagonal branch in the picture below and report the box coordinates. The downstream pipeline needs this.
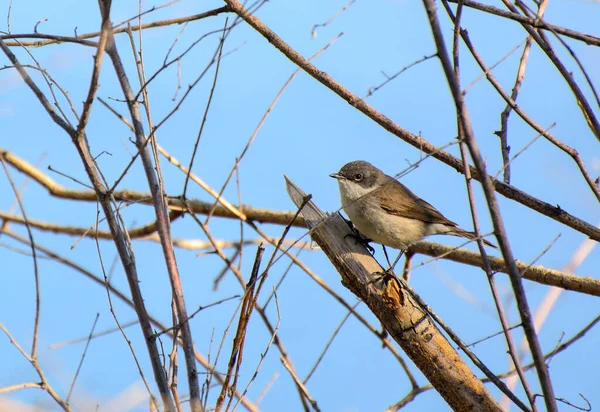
[445,0,600,46]
[285,176,505,411]
[420,0,557,409]
[222,0,600,242]
[101,9,202,411]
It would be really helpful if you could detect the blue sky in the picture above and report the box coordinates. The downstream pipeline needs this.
[1,0,599,411]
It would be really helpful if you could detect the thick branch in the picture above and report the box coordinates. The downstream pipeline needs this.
[285,177,505,411]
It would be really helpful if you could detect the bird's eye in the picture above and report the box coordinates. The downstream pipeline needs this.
[354,173,363,181]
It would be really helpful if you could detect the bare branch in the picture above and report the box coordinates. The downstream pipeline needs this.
[445,0,600,46]
[222,0,600,241]
[0,6,231,47]
[420,0,557,408]
[285,176,505,411]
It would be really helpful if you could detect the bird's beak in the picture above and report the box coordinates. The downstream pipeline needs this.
[329,172,343,180]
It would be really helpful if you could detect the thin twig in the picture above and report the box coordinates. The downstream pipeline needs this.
[183,18,227,196]
[493,35,532,184]
[311,0,355,39]
[0,158,41,359]
[498,0,600,142]
[231,289,282,411]
[444,0,600,46]
[303,301,360,384]
[205,32,344,225]
[281,357,322,412]
[66,313,100,403]
[0,323,70,410]
[1,6,231,47]
[92,202,160,410]
[362,53,437,99]
[1,228,259,412]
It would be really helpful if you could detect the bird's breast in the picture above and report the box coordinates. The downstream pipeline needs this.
[341,194,428,250]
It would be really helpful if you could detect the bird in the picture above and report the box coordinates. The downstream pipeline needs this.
[330,160,496,253]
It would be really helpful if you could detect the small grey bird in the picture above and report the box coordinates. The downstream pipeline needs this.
[330,160,495,251]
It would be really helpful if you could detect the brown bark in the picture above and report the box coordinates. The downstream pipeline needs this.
[286,177,504,412]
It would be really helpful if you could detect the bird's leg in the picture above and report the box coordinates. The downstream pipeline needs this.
[382,245,392,268]
[370,246,401,286]
[381,247,404,273]
[342,218,375,254]
[370,247,409,287]
[390,249,405,272]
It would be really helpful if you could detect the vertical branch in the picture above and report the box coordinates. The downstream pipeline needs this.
[215,244,264,411]
[449,2,536,409]
[495,38,531,184]
[101,3,202,410]
[420,1,558,410]
[0,159,40,358]
[66,313,100,403]
[457,139,536,410]
[168,301,183,412]
[75,3,110,137]
[494,0,546,185]
[183,19,227,196]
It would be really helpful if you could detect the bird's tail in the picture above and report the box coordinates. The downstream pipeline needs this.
[449,229,497,249]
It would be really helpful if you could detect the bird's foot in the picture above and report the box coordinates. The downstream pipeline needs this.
[342,219,375,254]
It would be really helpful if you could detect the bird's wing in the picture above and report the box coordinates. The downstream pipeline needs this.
[377,178,459,227]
